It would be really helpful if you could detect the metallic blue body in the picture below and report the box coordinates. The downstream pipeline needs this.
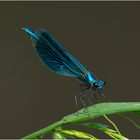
[23,28,105,90]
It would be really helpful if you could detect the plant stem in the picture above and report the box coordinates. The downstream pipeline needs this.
[21,102,140,139]
[21,120,64,139]
[103,115,121,135]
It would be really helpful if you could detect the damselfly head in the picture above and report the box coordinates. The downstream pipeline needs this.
[97,80,105,90]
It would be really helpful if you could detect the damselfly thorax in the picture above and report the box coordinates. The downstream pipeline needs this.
[79,71,105,91]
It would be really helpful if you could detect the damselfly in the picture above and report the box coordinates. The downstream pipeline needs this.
[23,28,105,107]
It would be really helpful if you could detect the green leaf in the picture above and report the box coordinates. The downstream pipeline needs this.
[81,122,128,140]
[81,122,115,132]
[63,102,140,124]
[21,102,140,139]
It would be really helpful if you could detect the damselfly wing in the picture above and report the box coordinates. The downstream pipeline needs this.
[23,28,105,106]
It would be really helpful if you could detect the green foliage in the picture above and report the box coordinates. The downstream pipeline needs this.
[53,132,67,139]
[21,102,140,139]
[59,130,97,139]
[81,120,128,140]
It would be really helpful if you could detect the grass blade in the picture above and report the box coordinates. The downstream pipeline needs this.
[21,102,140,139]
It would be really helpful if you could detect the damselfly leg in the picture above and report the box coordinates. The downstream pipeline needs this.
[88,90,101,114]
[99,91,111,102]
[74,84,107,115]
[88,90,97,105]
[75,86,89,109]
[74,84,91,115]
